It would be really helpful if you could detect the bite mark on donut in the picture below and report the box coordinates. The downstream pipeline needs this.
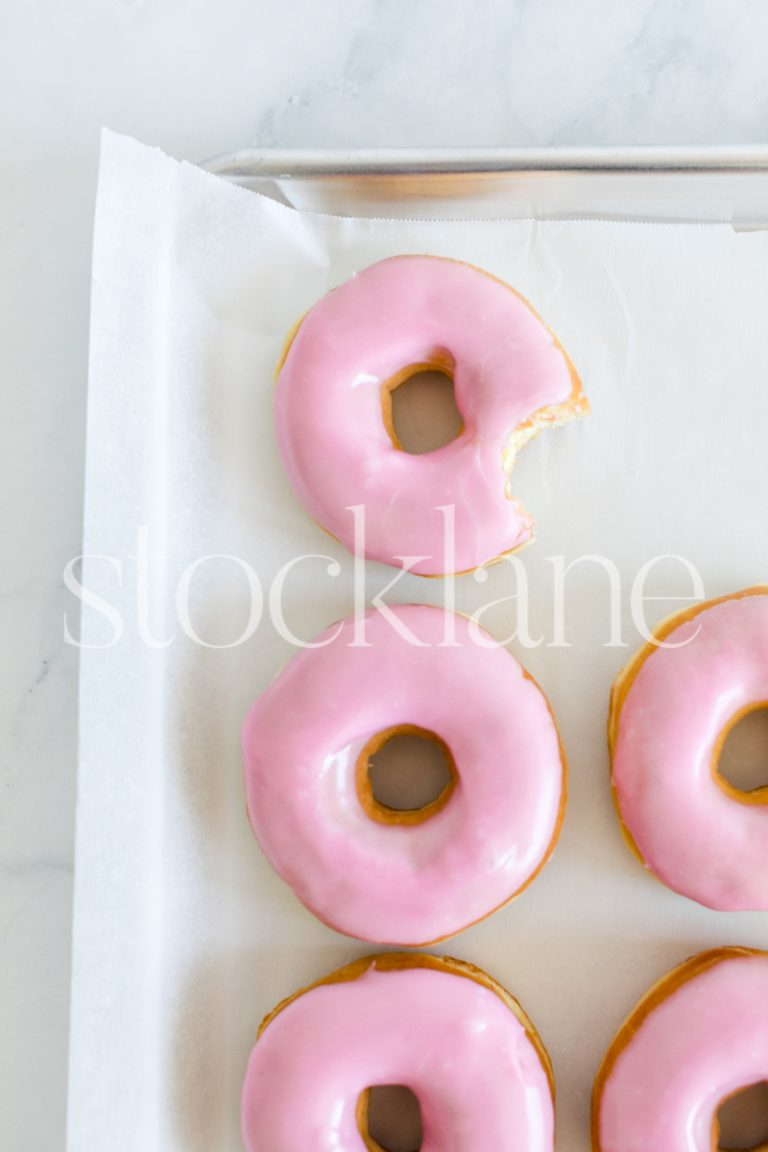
[501,341,590,501]
[275,259,589,577]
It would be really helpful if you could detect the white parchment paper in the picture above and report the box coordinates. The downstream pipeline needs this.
[68,131,768,1152]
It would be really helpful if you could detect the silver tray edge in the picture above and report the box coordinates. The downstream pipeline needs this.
[205,144,768,178]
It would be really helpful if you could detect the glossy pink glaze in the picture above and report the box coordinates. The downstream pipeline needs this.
[274,255,580,575]
[242,960,554,1152]
[612,591,768,910]
[598,950,768,1152]
[242,605,564,944]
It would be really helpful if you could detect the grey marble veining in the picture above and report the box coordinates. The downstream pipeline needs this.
[2,1,768,1147]
[251,0,768,149]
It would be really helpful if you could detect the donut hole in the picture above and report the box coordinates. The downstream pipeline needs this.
[716,1081,768,1150]
[715,705,768,797]
[359,1084,423,1152]
[382,360,463,454]
[357,726,457,824]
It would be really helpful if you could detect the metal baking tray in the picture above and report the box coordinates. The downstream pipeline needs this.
[68,141,768,1152]
[205,146,768,227]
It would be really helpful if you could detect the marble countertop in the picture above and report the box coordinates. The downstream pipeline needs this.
[2,1,768,1147]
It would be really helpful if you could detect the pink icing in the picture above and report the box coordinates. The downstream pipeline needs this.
[241,959,554,1152]
[274,255,582,575]
[597,949,768,1152]
[612,590,768,910]
[241,604,564,945]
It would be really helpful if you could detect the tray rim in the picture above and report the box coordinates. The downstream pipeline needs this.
[204,144,768,179]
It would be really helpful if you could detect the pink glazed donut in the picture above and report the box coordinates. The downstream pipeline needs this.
[609,587,768,910]
[242,953,555,1152]
[593,947,768,1152]
[242,604,565,945]
[274,255,588,576]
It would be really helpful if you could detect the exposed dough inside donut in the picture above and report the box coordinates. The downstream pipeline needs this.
[274,255,590,575]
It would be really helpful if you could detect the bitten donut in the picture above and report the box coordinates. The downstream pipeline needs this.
[275,255,588,576]
[609,586,768,910]
[593,947,768,1152]
[242,604,565,945]
[242,952,555,1152]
